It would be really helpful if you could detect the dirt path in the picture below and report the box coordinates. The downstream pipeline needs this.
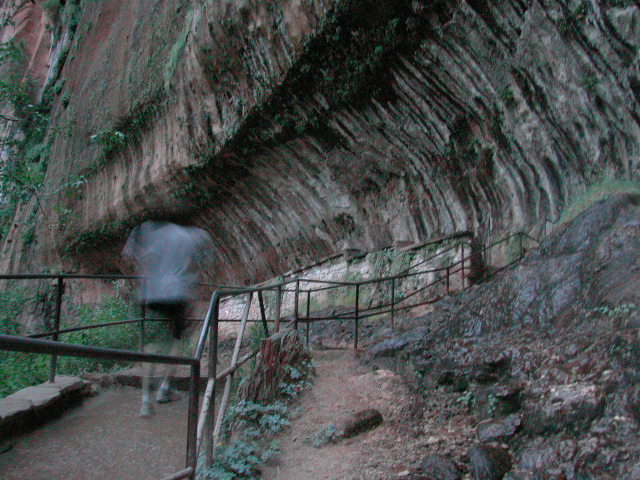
[0,386,190,480]
[260,349,425,480]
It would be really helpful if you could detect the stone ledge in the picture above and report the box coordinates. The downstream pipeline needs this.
[84,366,201,392]
[0,376,88,439]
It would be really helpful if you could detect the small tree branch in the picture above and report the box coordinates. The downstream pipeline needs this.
[0,113,21,123]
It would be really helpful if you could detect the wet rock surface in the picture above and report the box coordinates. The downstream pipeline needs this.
[360,196,640,479]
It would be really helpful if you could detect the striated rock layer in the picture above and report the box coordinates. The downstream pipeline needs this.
[1,1,639,282]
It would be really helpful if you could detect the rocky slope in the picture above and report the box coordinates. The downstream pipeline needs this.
[363,194,640,479]
[0,0,638,283]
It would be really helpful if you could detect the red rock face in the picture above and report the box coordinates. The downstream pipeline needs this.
[1,1,53,94]
[1,1,639,283]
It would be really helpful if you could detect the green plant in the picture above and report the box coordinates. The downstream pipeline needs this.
[21,204,38,249]
[90,129,126,155]
[456,391,476,409]
[305,423,342,447]
[246,321,268,352]
[559,177,640,225]
[507,235,525,264]
[201,439,279,480]
[487,394,499,416]
[558,1,589,36]
[0,289,138,397]
[164,10,193,93]
[199,354,313,479]
[594,303,636,318]
[0,286,28,334]
[228,400,290,435]
[279,363,314,399]
[198,401,289,479]
[579,74,599,89]
[0,39,52,216]
[43,0,64,23]
[0,286,43,396]
[499,86,517,108]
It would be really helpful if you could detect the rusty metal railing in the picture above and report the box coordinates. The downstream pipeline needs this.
[0,273,217,479]
[193,231,539,473]
[0,333,201,479]
[0,231,538,478]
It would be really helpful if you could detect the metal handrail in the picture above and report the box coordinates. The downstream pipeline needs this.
[0,274,139,280]
[28,317,207,339]
[0,333,202,477]
[0,230,538,479]
[0,334,197,365]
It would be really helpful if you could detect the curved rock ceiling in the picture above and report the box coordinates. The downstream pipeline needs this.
[3,0,640,282]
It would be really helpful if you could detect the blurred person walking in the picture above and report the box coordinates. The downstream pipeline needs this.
[122,221,213,417]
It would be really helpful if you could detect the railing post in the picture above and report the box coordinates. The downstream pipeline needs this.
[354,284,360,350]
[212,294,252,446]
[274,285,282,332]
[186,361,200,471]
[461,244,466,289]
[258,291,269,336]
[203,297,220,469]
[446,266,450,294]
[49,276,64,383]
[390,278,395,330]
[305,290,311,350]
[294,280,300,332]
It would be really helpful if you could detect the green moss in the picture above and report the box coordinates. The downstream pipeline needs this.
[579,73,599,90]
[164,10,193,94]
[498,86,516,108]
[43,0,64,23]
[21,201,39,250]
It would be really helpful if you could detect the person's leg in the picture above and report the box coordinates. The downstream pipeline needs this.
[156,303,187,403]
[140,360,156,417]
[156,338,182,402]
[140,302,173,416]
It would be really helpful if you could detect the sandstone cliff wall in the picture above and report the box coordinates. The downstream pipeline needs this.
[0,0,638,283]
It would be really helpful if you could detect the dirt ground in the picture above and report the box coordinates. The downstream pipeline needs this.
[260,348,451,480]
[0,346,478,480]
[0,386,190,480]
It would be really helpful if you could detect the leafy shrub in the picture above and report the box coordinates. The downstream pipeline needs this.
[246,321,268,352]
[0,290,139,397]
[199,401,288,479]
[55,294,139,375]
[198,356,313,479]
[202,439,280,480]
[0,40,51,205]
[227,400,290,437]
[278,364,312,399]
[594,303,636,318]
[90,129,126,155]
